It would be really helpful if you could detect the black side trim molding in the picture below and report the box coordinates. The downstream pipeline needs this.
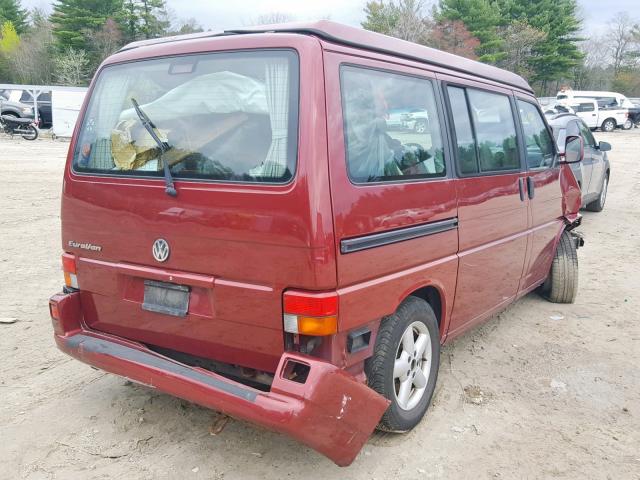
[66,334,258,402]
[340,217,458,254]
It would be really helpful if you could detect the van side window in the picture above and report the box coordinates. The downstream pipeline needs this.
[447,86,519,174]
[517,100,555,169]
[447,87,477,174]
[340,66,445,183]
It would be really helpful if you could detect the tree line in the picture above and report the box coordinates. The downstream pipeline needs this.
[362,0,640,96]
[1,0,639,96]
[0,0,203,86]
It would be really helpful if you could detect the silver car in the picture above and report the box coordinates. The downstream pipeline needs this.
[547,113,611,212]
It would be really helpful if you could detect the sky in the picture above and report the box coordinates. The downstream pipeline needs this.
[19,0,640,34]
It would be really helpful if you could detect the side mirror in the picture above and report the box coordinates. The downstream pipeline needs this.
[598,141,611,152]
[561,135,584,164]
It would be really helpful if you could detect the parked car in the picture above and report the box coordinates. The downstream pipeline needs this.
[1,89,52,128]
[560,98,630,132]
[0,90,35,121]
[556,89,632,131]
[49,21,585,467]
[546,113,611,212]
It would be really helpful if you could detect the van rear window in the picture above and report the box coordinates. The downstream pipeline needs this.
[73,50,299,183]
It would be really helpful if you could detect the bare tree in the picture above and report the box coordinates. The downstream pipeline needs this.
[498,20,546,79]
[573,35,612,90]
[8,9,56,84]
[89,18,122,63]
[252,12,295,25]
[55,48,89,86]
[362,0,429,43]
[605,12,638,74]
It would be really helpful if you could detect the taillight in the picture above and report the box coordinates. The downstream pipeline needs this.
[62,253,78,289]
[283,290,338,336]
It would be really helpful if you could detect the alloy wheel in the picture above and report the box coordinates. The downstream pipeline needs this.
[393,321,432,411]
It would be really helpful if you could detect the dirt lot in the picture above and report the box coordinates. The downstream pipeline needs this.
[0,130,639,480]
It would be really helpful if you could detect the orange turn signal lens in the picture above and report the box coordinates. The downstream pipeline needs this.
[296,315,338,336]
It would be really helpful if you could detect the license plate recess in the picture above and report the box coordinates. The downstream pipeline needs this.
[142,280,190,317]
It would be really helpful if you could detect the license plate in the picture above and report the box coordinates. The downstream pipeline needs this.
[142,280,190,317]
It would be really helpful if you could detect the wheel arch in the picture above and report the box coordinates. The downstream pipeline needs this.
[399,283,447,340]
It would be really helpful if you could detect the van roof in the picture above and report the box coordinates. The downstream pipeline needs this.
[119,20,533,93]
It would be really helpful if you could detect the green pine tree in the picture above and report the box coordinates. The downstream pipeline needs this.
[0,0,28,34]
[120,0,169,43]
[50,0,124,52]
[496,0,583,91]
[436,0,505,63]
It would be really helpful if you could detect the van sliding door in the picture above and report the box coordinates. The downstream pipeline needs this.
[441,79,529,337]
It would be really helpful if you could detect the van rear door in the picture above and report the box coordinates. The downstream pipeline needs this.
[62,42,335,373]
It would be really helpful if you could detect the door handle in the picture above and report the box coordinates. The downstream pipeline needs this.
[527,177,535,199]
[518,177,526,201]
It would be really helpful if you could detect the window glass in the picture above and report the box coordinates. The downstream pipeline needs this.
[575,103,594,112]
[74,50,299,183]
[517,100,555,169]
[467,89,519,172]
[447,86,478,174]
[578,120,596,146]
[566,120,580,137]
[596,97,617,108]
[340,66,445,183]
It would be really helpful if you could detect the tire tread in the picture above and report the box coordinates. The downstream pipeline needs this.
[546,231,578,303]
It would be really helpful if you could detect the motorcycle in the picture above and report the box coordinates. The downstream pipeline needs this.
[0,113,39,140]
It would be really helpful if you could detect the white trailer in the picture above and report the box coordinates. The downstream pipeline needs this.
[51,89,87,138]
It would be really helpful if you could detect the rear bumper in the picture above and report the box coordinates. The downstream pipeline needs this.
[50,292,389,466]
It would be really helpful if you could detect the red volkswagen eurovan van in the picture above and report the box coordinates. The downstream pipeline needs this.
[49,21,584,466]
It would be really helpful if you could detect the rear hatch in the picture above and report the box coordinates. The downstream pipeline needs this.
[62,45,335,373]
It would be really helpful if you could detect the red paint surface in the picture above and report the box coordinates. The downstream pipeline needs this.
[53,308,388,467]
[53,25,582,465]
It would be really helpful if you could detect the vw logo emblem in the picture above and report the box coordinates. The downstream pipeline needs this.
[152,238,170,263]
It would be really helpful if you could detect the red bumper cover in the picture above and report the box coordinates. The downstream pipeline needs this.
[50,292,389,466]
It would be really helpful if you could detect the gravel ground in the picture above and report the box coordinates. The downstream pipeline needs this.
[0,130,639,480]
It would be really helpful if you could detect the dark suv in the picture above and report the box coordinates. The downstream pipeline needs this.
[547,112,611,212]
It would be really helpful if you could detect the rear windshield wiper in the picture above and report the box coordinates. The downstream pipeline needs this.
[130,98,177,197]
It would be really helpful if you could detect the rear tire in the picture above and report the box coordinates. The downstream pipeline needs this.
[365,296,440,432]
[601,118,616,132]
[585,174,608,212]
[623,119,633,130]
[21,125,38,141]
[541,231,578,303]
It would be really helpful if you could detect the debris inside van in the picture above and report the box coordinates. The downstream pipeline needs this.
[110,71,266,171]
